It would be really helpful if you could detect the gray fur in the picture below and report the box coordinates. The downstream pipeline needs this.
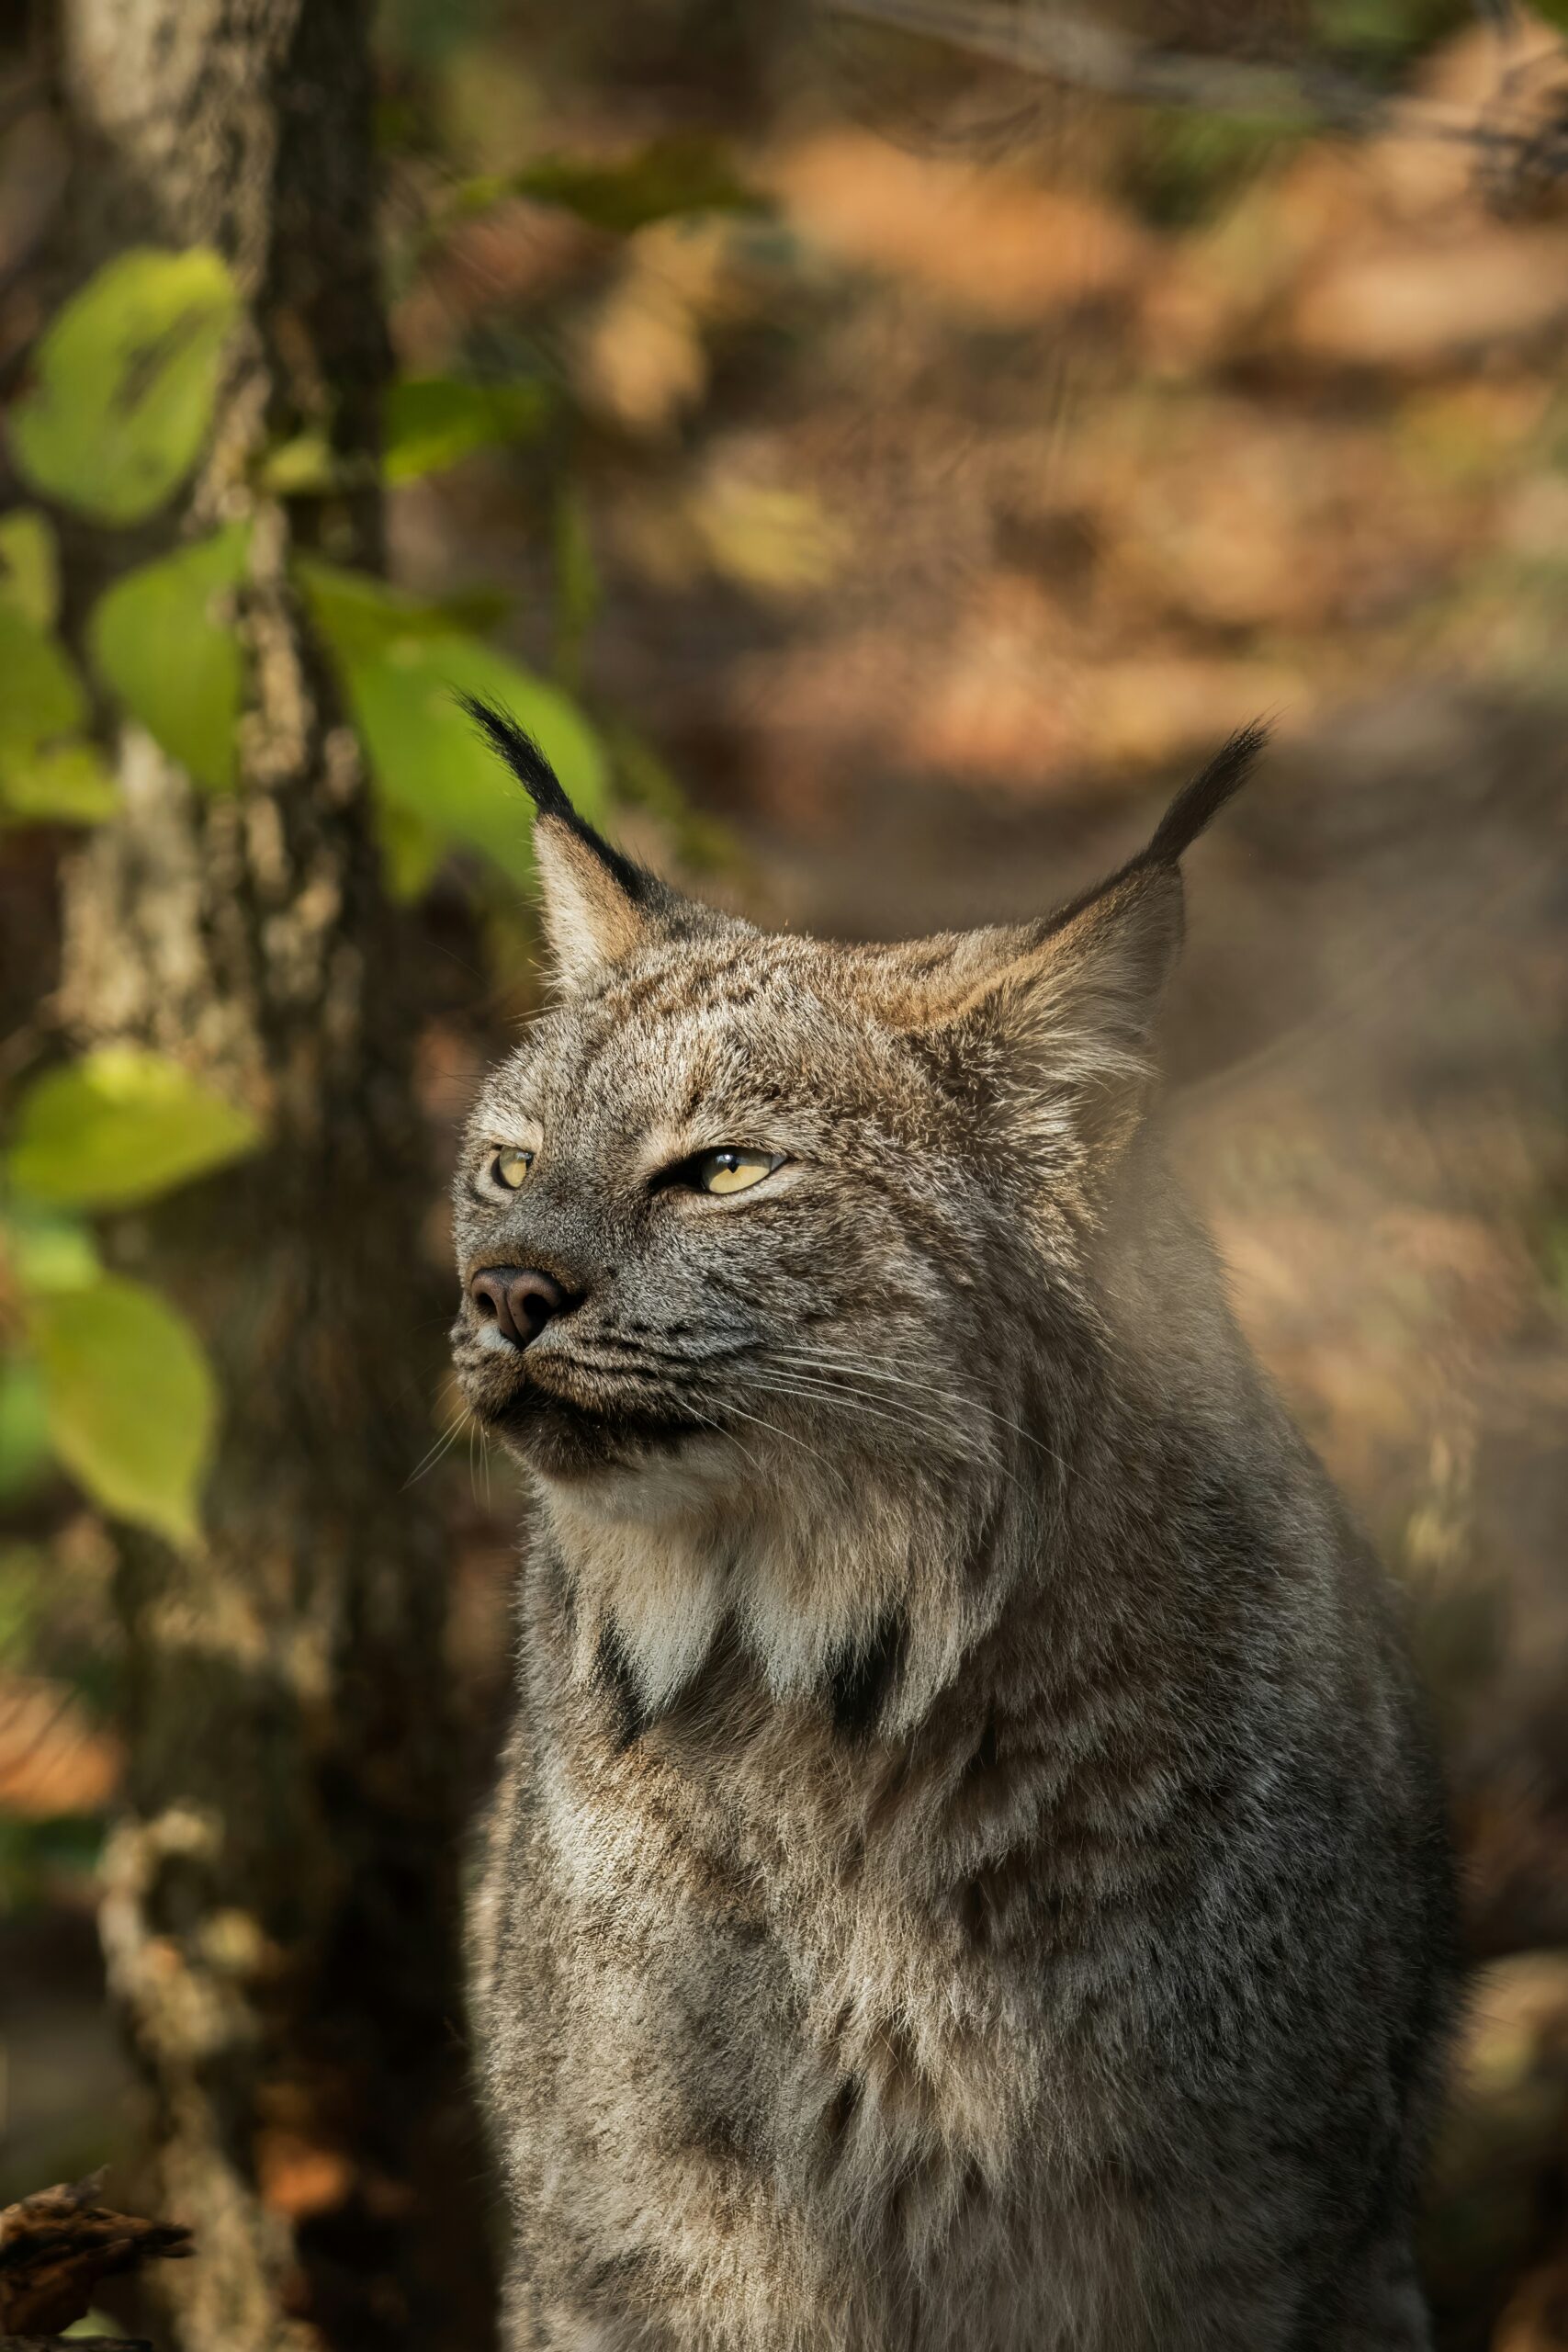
[451,724,1454,2352]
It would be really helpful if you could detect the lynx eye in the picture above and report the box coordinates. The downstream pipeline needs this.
[694,1148,782,1197]
[490,1146,534,1192]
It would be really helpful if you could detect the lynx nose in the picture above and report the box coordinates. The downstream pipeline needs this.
[468,1266,573,1348]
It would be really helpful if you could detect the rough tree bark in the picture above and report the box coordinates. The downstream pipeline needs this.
[50,5,495,2347]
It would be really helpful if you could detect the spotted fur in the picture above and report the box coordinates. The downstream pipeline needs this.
[453,714,1454,2352]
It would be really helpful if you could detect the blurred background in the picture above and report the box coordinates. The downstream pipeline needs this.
[0,0,1565,2346]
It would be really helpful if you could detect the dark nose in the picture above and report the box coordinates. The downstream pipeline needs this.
[468,1265,574,1348]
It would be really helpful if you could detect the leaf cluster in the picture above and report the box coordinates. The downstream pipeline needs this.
[0,249,586,1540]
[0,129,753,1544]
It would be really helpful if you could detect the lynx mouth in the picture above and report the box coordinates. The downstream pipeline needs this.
[489,1386,711,1477]
[453,1333,711,1475]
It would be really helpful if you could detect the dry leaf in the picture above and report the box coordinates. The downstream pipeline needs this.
[0,1677,121,1816]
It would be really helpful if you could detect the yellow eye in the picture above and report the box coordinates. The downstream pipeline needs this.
[694,1148,780,1196]
[491,1147,533,1191]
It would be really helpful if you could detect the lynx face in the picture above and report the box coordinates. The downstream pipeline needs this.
[451,927,1018,1489]
[449,707,1263,1501]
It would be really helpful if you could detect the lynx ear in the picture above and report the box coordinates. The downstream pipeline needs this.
[922,865,1185,1168]
[912,723,1269,1172]
[463,699,700,990]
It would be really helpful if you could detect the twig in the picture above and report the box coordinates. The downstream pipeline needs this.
[823,0,1557,162]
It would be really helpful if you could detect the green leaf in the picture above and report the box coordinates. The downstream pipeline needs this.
[0,741,118,827]
[384,376,550,484]
[9,1046,263,1210]
[375,797,447,901]
[0,602,87,758]
[0,509,59,629]
[32,1272,215,1544]
[461,136,765,235]
[89,525,249,791]
[11,247,241,525]
[0,1357,51,1504]
[300,558,604,887]
[0,560,85,822]
[297,557,474,666]
[1,1200,101,1295]
[0,562,91,818]
[339,633,606,887]
[256,428,336,496]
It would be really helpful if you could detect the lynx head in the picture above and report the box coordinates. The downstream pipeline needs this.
[450,704,1266,1534]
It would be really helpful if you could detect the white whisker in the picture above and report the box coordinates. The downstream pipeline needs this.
[756,1371,1032,1499]
[406,1404,471,1489]
[681,1400,764,1479]
[695,1390,846,1483]
[770,1344,1069,1477]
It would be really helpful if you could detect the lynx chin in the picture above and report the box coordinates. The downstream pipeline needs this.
[452,702,1454,2352]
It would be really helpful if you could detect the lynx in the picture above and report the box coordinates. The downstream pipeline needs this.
[452,700,1454,2352]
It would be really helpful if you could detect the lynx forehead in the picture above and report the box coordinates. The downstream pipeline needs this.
[454,701,1453,2352]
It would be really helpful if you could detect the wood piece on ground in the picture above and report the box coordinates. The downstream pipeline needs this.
[0,2172,192,2336]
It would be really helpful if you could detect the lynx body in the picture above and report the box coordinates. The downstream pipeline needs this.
[452,711,1453,2352]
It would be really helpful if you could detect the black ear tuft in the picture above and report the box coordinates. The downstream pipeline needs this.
[459,694,578,823]
[1143,718,1270,868]
[1035,718,1269,948]
[459,693,660,908]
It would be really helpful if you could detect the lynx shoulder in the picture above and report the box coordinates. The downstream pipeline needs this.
[452,704,1454,2352]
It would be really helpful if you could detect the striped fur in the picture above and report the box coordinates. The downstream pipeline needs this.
[452,729,1454,2351]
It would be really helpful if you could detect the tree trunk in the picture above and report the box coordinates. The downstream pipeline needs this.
[51,5,495,2347]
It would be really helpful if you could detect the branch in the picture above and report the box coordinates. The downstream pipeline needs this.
[823,0,1560,165]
